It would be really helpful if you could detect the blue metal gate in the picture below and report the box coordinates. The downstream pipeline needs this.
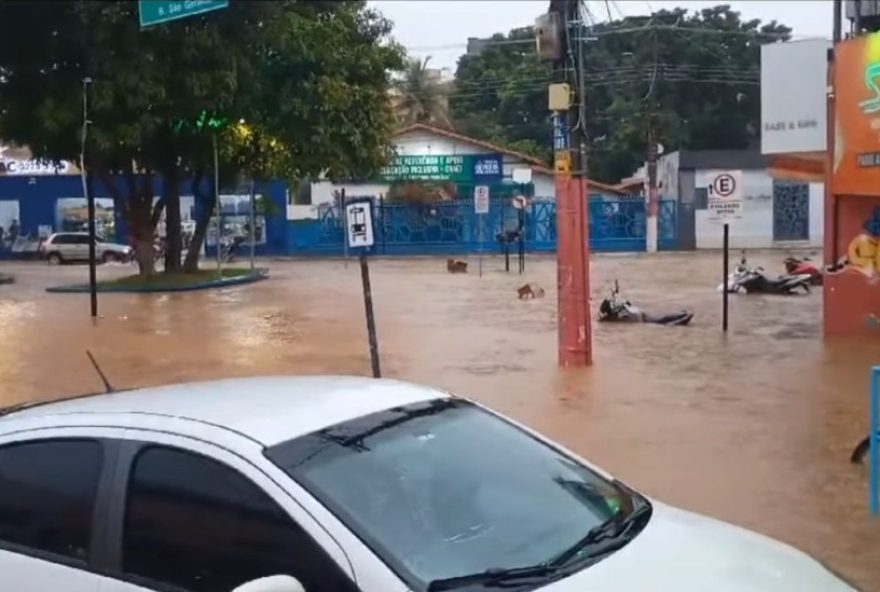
[291,196,678,255]
[773,181,810,241]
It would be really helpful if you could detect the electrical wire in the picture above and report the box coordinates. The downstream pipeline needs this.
[403,23,810,54]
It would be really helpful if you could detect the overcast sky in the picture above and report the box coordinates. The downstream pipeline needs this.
[371,0,834,71]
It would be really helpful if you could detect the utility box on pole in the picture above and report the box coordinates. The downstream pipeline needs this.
[535,12,563,61]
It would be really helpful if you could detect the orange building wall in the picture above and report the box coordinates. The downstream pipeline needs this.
[824,197,880,335]
[825,34,880,336]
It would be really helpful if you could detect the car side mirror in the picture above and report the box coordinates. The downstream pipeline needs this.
[232,575,305,592]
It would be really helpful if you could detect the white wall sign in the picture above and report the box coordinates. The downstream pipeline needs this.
[0,158,71,176]
[705,169,743,221]
[761,39,829,154]
[512,167,532,184]
[345,200,374,248]
[474,185,490,214]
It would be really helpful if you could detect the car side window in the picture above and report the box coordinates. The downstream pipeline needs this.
[52,234,70,245]
[122,446,356,592]
[0,439,103,562]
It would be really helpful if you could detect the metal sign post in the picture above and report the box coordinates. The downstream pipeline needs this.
[704,170,742,332]
[346,199,381,378]
[340,188,348,269]
[474,185,490,277]
[722,223,730,332]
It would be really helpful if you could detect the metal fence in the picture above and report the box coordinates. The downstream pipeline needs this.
[288,195,678,256]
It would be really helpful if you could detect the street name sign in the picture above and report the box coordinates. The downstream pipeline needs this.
[139,0,229,29]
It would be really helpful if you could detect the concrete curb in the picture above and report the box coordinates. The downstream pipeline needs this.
[46,268,269,294]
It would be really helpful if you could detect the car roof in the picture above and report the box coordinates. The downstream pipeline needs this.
[2,376,448,446]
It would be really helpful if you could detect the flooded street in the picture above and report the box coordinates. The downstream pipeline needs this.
[0,252,877,588]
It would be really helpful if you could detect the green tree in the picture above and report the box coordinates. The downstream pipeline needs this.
[450,6,791,183]
[394,56,451,127]
[452,27,552,164]
[0,0,403,275]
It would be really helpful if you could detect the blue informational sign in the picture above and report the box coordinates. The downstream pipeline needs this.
[472,155,503,183]
[552,114,569,151]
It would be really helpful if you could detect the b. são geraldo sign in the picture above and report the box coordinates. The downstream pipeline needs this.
[0,155,71,176]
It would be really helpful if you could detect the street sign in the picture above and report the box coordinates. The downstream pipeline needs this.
[345,199,374,248]
[552,113,569,151]
[139,0,229,29]
[705,169,743,221]
[512,168,533,184]
[474,185,490,214]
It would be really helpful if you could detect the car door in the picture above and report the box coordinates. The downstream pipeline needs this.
[51,233,74,258]
[0,433,111,592]
[97,431,360,592]
[72,234,91,260]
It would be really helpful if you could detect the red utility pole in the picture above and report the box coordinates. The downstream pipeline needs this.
[546,0,592,366]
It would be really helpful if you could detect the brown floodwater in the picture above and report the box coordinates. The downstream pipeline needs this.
[0,252,878,588]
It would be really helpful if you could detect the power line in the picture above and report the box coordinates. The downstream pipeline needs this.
[403,22,816,55]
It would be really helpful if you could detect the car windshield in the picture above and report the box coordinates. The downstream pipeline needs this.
[266,398,647,591]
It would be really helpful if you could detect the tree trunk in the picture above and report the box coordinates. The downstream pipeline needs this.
[183,173,212,272]
[163,162,182,273]
[134,236,155,277]
[128,172,157,278]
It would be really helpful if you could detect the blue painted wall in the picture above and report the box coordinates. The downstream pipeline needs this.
[0,175,677,258]
[0,174,288,257]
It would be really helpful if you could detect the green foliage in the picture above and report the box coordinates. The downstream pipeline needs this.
[393,57,451,128]
[385,181,458,205]
[0,0,404,273]
[450,6,791,182]
[452,27,552,164]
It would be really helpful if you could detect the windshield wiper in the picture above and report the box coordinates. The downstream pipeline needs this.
[427,564,557,591]
[548,500,652,567]
[426,499,652,591]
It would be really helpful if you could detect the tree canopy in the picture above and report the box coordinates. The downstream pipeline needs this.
[450,5,791,183]
[0,0,404,273]
[393,56,451,127]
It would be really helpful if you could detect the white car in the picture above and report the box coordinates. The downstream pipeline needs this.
[40,231,133,264]
[0,377,860,592]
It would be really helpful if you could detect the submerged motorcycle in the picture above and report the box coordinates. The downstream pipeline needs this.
[783,256,823,286]
[599,281,694,326]
[719,254,812,295]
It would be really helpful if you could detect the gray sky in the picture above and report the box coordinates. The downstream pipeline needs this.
[371,0,833,71]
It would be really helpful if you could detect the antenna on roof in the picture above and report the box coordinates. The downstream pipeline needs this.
[86,350,115,394]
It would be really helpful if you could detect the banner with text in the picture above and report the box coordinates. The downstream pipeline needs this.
[380,154,504,183]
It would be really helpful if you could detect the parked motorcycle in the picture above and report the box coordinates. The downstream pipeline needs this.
[598,281,694,326]
[719,254,812,295]
[783,256,823,286]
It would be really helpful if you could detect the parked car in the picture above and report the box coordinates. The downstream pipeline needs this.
[39,231,133,264]
[0,377,860,592]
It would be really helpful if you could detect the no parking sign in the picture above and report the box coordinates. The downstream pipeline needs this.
[704,170,743,222]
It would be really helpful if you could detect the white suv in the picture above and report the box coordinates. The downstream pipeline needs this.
[0,377,861,592]
[40,232,133,264]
